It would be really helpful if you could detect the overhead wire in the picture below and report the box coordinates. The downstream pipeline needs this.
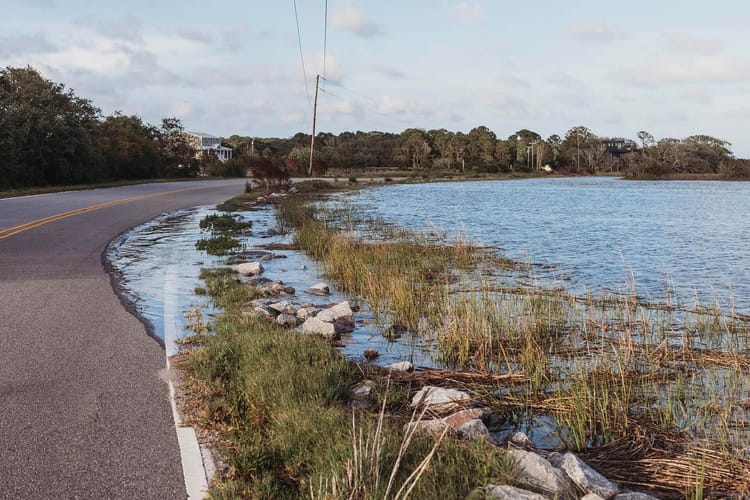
[323,0,328,78]
[293,0,311,103]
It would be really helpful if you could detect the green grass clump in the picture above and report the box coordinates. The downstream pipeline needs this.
[180,263,518,498]
[199,213,252,233]
[292,179,334,193]
[195,234,242,255]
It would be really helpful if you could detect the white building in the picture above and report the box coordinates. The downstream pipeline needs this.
[184,132,233,162]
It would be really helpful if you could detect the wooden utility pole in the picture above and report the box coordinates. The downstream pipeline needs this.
[308,74,320,176]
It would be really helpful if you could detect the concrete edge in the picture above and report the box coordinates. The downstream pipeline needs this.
[167,355,211,499]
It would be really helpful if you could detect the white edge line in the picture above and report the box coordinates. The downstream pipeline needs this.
[164,266,210,499]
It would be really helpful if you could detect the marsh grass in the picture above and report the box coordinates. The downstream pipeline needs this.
[179,266,519,498]
[199,213,252,233]
[195,234,243,256]
[273,193,750,496]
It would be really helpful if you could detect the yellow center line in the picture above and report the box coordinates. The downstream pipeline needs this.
[0,183,232,241]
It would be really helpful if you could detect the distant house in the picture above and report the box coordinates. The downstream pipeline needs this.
[184,132,233,162]
[600,137,635,156]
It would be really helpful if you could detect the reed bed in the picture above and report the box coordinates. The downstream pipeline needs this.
[275,194,750,497]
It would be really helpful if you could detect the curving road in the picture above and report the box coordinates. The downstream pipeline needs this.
[0,179,248,499]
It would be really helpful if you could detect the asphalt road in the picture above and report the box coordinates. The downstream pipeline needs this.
[0,179,248,499]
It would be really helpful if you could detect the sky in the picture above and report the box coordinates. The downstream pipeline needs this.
[2,0,750,156]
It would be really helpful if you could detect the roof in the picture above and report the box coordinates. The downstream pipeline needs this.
[185,131,219,139]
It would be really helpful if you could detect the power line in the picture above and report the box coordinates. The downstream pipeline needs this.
[323,0,328,78]
[293,0,311,103]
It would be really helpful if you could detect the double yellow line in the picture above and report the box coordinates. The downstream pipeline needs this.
[0,184,227,241]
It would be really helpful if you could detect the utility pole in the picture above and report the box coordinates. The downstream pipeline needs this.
[250,138,254,157]
[308,74,320,177]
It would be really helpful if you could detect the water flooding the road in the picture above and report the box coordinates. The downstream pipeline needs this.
[106,205,423,363]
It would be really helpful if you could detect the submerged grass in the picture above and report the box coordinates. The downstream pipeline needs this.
[271,189,750,497]
[179,226,519,498]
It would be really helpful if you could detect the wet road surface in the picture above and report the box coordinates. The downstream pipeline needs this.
[0,179,247,499]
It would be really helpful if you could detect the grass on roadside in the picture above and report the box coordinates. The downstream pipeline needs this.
[178,266,519,498]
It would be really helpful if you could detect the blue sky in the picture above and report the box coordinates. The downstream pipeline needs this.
[2,1,749,156]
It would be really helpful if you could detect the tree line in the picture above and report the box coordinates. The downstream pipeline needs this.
[0,66,245,190]
[2,65,748,190]
[227,125,749,179]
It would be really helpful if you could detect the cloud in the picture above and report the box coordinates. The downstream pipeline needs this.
[614,56,749,86]
[373,65,405,79]
[663,34,724,55]
[0,34,57,57]
[331,6,380,37]
[377,95,432,115]
[452,2,484,21]
[222,25,250,50]
[188,68,253,88]
[679,87,713,104]
[477,92,531,117]
[596,110,623,125]
[176,29,215,45]
[568,22,624,43]
[75,16,143,43]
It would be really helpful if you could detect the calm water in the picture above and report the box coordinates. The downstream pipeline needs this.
[344,177,750,313]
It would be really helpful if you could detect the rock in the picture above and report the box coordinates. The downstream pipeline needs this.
[352,380,374,399]
[613,492,658,500]
[556,452,619,499]
[455,419,493,441]
[301,317,339,340]
[471,484,547,500]
[288,186,298,194]
[350,380,373,409]
[581,494,606,500]
[444,408,488,428]
[296,306,320,320]
[384,361,413,372]
[509,431,536,450]
[410,386,471,410]
[259,280,295,297]
[316,301,354,326]
[363,348,379,361]
[308,282,330,295]
[236,261,263,276]
[269,301,296,315]
[253,305,276,317]
[508,448,577,499]
[384,324,408,339]
[404,419,449,436]
[276,313,299,328]
[259,253,273,261]
[256,196,266,203]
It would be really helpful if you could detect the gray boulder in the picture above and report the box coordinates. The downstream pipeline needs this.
[307,282,330,295]
[455,419,493,441]
[269,301,296,315]
[581,494,606,500]
[613,492,658,500]
[276,313,299,328]
[384,361,413,372]
[253,304,276,317]
[301,317,339,340]
[236,261,264,276]
[556,452,619,499]
[296,306,320,320]
[471,484,547,500]
[508,448,577,499]
[316,301,354,326]
[410,385,471,410]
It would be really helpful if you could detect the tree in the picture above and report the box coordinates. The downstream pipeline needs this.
[0,66,101,188]
[398,128,432,169]
[157,118,198,177]
[98,112,162,179]
[467,126,497,168]
[562,126,595,172]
